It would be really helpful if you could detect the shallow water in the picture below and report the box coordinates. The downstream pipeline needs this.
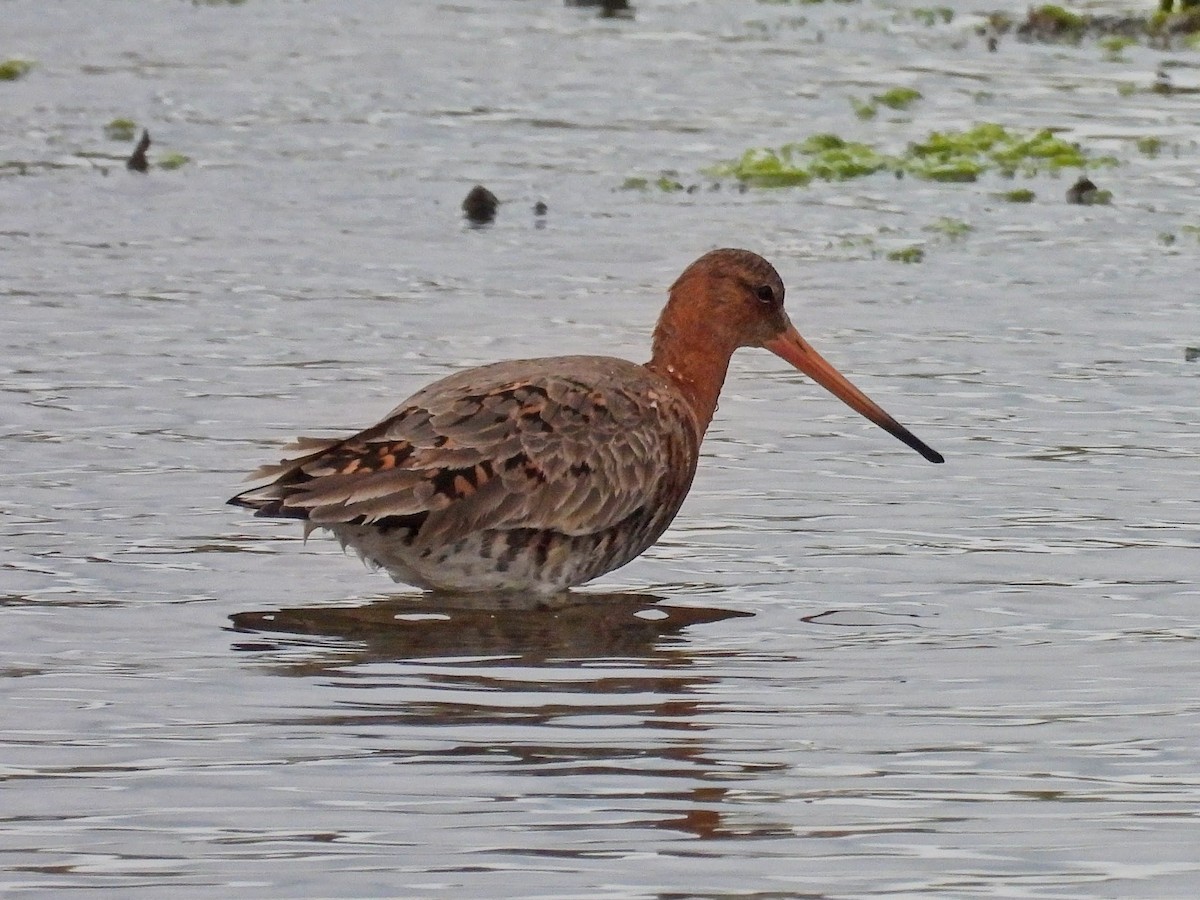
[3,0,1199,896]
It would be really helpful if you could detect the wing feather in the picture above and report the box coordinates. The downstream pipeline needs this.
[229,356,700,539]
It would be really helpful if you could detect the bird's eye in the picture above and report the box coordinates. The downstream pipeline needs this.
[754,284,776,304]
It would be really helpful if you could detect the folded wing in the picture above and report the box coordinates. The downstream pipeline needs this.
[228,356,699,542]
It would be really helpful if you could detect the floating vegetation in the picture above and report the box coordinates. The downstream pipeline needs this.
[998,187,1036,202]
[757,0,858,5]
[157,152,190,171]
[852,86,922,119]
[714,123,1116,188]
[619,174,690,192]
[924,217,972,240]
[0,59,34,81]
[1099,35,1136,58]
[910,6,955,26]
[887,245,925,264]
[993,2,1200,49]
[104,118,138,141]
[850,98,877,121]
[1065,176,1112,205]
[1136,136,1163,157]
[1018,4,1086,42]
[714,134,894,186]
[909,123,1114,179]
[876,87,923,110]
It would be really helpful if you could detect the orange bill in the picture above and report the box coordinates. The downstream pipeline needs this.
[764,324,944,464]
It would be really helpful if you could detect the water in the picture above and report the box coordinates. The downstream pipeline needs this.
[3,0,1199,896]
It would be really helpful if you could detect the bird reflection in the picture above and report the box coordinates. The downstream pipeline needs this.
[228,591,752,667]
[226,594,800,842]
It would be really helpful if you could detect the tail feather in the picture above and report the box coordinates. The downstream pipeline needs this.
[227,435,344,520]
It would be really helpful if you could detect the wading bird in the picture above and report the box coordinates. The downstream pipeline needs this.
[230,249,943,594]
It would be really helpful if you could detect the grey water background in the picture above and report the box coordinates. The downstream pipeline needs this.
[3,0,1199,896]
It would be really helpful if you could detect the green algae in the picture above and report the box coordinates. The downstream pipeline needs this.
[1012,2,1200,49]
[887,245,925,263]
[1099,35,1135,58]
[1136,136,1163,157]
[998,187,1037,202]
[619,174,690,192]
[906,123,1110,179]
[911,6,954,26]
[852,86,923,119]
[1023,4,1086,40]
[0,59,34,81]
[716,135,892,186]
[157,152,191,170]
[924,217,972,239]
[714,123,1115,188]
[876,87,923,110]
[104,118,139,141]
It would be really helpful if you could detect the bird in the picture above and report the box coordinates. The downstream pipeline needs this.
[229,249,943,595]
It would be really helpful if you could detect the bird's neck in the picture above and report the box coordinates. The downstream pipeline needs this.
[644,292,738,437]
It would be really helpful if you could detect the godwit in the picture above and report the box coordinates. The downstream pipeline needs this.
[229,249,942,594]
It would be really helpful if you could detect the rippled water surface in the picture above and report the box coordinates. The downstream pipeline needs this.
[4,0,1199,896]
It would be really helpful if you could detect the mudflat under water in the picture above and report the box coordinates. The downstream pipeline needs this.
[3,1,1199,897]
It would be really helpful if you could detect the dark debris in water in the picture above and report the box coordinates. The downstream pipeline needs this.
[462,184,499,225]
[565,0,634,20]
[126,129,150,173]
[1066,176,1112,205]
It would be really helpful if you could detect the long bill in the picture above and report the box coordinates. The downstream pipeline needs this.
[764,324,944,464]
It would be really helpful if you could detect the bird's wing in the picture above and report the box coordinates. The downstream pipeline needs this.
[229,357,699,538]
